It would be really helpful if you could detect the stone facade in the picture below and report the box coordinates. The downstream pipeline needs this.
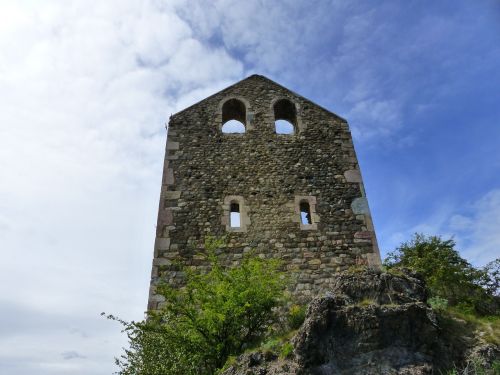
[148,75,381,310]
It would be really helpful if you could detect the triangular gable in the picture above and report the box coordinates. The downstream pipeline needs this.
[171,74,346,122]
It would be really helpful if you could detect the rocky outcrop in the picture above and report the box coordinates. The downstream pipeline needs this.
[221,269,498,375]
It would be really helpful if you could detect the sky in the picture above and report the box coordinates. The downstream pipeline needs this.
[0,0,499,373]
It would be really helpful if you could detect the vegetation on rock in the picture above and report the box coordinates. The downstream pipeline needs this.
[109,233,499,374]
[384,233,499,315]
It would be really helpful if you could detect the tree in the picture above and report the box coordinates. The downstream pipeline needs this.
[384,233,497,315]
[107,237,288,375]
[480,259,500,297]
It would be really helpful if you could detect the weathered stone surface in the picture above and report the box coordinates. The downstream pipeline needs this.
[344,169,362,183]
[148,75,381,308]
[166,140,179,150]
[351,197,370,214]
[221,270,499,375]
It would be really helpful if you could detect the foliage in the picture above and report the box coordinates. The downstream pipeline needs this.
[435,306,499,374]
[103,313,201,375]
[280,342,294,359]
[258,335,294,360]
[384,233,498,315]
[445,307,500,346]
[108,237,289,375]
[446,359,500,375]
[287,304,306,330]
[480,259,500,297]
[261,337,281,354]
[428,296,449,312]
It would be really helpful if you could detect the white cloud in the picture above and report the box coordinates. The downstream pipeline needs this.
[0,0,243,373]
[380,190,500,266]
[1,0,498,373]
[449,190,500,265]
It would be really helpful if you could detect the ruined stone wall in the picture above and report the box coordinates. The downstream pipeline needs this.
[148,75,380,310]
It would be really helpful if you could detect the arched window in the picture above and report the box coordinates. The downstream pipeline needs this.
[275,120,294,134]
[222,98,246,133]
[222,120,245,133]
[230,202,241,228]
[295,196,318,230]
[273,99,296,135]
[299,201,312,225]
[223,196,250,232]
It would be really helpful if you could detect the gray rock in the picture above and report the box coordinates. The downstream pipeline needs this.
[222,270,499,375]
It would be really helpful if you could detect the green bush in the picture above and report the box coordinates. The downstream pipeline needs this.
[261,337,281,354]
[428,296,448,312]
[107,237,288,375]
[280,342,294,359]
[287,304,306,329]
[259,337,294,359]
[384,233,498,315]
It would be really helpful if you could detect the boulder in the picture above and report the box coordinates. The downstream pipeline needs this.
[221,269,498,375]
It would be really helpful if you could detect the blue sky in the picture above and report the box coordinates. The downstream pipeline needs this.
[0,0,499,373]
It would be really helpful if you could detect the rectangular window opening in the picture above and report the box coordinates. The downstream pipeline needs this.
[230,203,241,228]
[300,202,312,225]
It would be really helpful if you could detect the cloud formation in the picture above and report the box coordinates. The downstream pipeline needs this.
[61,351,86,360]
[0,0,499,373]
[0,1,243,373]
[449,190,500,266]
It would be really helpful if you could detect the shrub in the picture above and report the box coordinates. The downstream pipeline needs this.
[280,342,294,359]
[287,304,306,329]
[384,233,497,315]
[480,259,500,297]
[261,337,281,355]
[428,296,448,312]
[107,237,288,375]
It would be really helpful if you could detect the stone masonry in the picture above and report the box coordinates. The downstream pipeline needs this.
[148,75,381,310]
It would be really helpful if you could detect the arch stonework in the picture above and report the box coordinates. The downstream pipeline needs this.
[148,75,381,310]
[270,96,304,133]
[217,96,254,131]
[222,195,250,232]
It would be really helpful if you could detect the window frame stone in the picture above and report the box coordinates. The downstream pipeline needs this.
[294,195,319,230]
[217,96,254,133]
[222,195,250,232]
[271,97,304,134]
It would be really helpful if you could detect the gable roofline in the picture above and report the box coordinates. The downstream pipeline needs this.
[170,75,257,120]
[170,74,347,123]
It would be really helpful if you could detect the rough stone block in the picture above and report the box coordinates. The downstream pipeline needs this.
[354,231,373,239]
[155,237,170,250]
[163,168,174,186]
[351,197,369,214]
[153,258,171,266]
[164,191,181,200]
[166,141,180,150]
[344,169,362,183]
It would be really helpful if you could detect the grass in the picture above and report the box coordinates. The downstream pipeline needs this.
[249,330,298,360]
[445,359,500,375]
[357,298,378,307]
[445,307,500,346]
[287,304,306,330]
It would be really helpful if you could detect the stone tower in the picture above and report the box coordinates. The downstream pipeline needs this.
[148,75,381,310]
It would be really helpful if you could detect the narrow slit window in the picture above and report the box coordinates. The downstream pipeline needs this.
[230,202,241,228]
[300,201,312,225]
